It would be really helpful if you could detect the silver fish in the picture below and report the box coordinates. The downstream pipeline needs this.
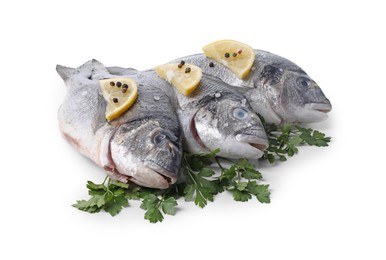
[171,50,332,124]
[107,67,268,159]
[57,60,182,189]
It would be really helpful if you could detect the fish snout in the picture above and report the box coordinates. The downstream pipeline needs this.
[145,138,182,187]
[235,132,269,153]
[146,161,180,184]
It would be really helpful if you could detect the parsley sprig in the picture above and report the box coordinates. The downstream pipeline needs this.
[73,178,179,222]
[260,116,331,163]
[72,177,130,216]
[219,159,270,203]
[182,149,221,208]
[140,193,177,223]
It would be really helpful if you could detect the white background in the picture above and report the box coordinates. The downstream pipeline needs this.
[1,0,385,259]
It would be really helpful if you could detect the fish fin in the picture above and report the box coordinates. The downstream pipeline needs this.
[91,59,106,70]
[77,60,94,78]
[90,59,112,80]
[263,105,282,125]
[107,66,138,76]
[56,65,76,81]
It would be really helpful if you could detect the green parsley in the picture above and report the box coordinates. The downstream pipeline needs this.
[182,149,221,208]
[218,158,270,203]
[140,194,177,223]
[72,177,130,216]
[259,115,331,163]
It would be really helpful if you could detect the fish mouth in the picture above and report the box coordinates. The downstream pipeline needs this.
[235,134,269,157]
[249,143,269,151]
[306,103,332,113]
[297,102,332,123]
[142,161,179,188]
[110,162,178,190]
[110,163,177,190]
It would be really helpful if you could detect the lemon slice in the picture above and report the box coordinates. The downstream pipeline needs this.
[203,40,255,79]
[99,77,138,121]
[156,63,202,95]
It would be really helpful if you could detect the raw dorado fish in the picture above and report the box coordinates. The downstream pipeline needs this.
[171,50,332,124]
[57,60,182,189]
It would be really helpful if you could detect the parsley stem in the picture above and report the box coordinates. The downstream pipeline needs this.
[105,177,114,196]
[215,157,224,171]
[186,169,198,185]
[182,157,198,186]
[102,175,108,185]
[155,199,162,210]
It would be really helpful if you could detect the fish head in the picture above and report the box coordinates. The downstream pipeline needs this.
[280,71,332,123]
[257,64,332,123]
[110,118,182,189]
[193,96,268,159]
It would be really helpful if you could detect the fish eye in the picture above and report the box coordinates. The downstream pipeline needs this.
[153,133,168,146]
[233,107,249,120]
[297,77,311,88]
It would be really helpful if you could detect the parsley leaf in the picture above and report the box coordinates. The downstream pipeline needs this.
[254,184,271,203]
[232,190,252,202]
[73,197,103,213]
[104,195,129,216]
[162,197,178,215]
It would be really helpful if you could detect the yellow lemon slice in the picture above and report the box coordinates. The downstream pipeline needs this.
[203,40,255,79]
[156,63,202,95]
[99,77,138,121]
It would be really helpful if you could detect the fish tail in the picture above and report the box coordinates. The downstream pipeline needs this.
[56,59,106,81]
[56,64,76,81]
